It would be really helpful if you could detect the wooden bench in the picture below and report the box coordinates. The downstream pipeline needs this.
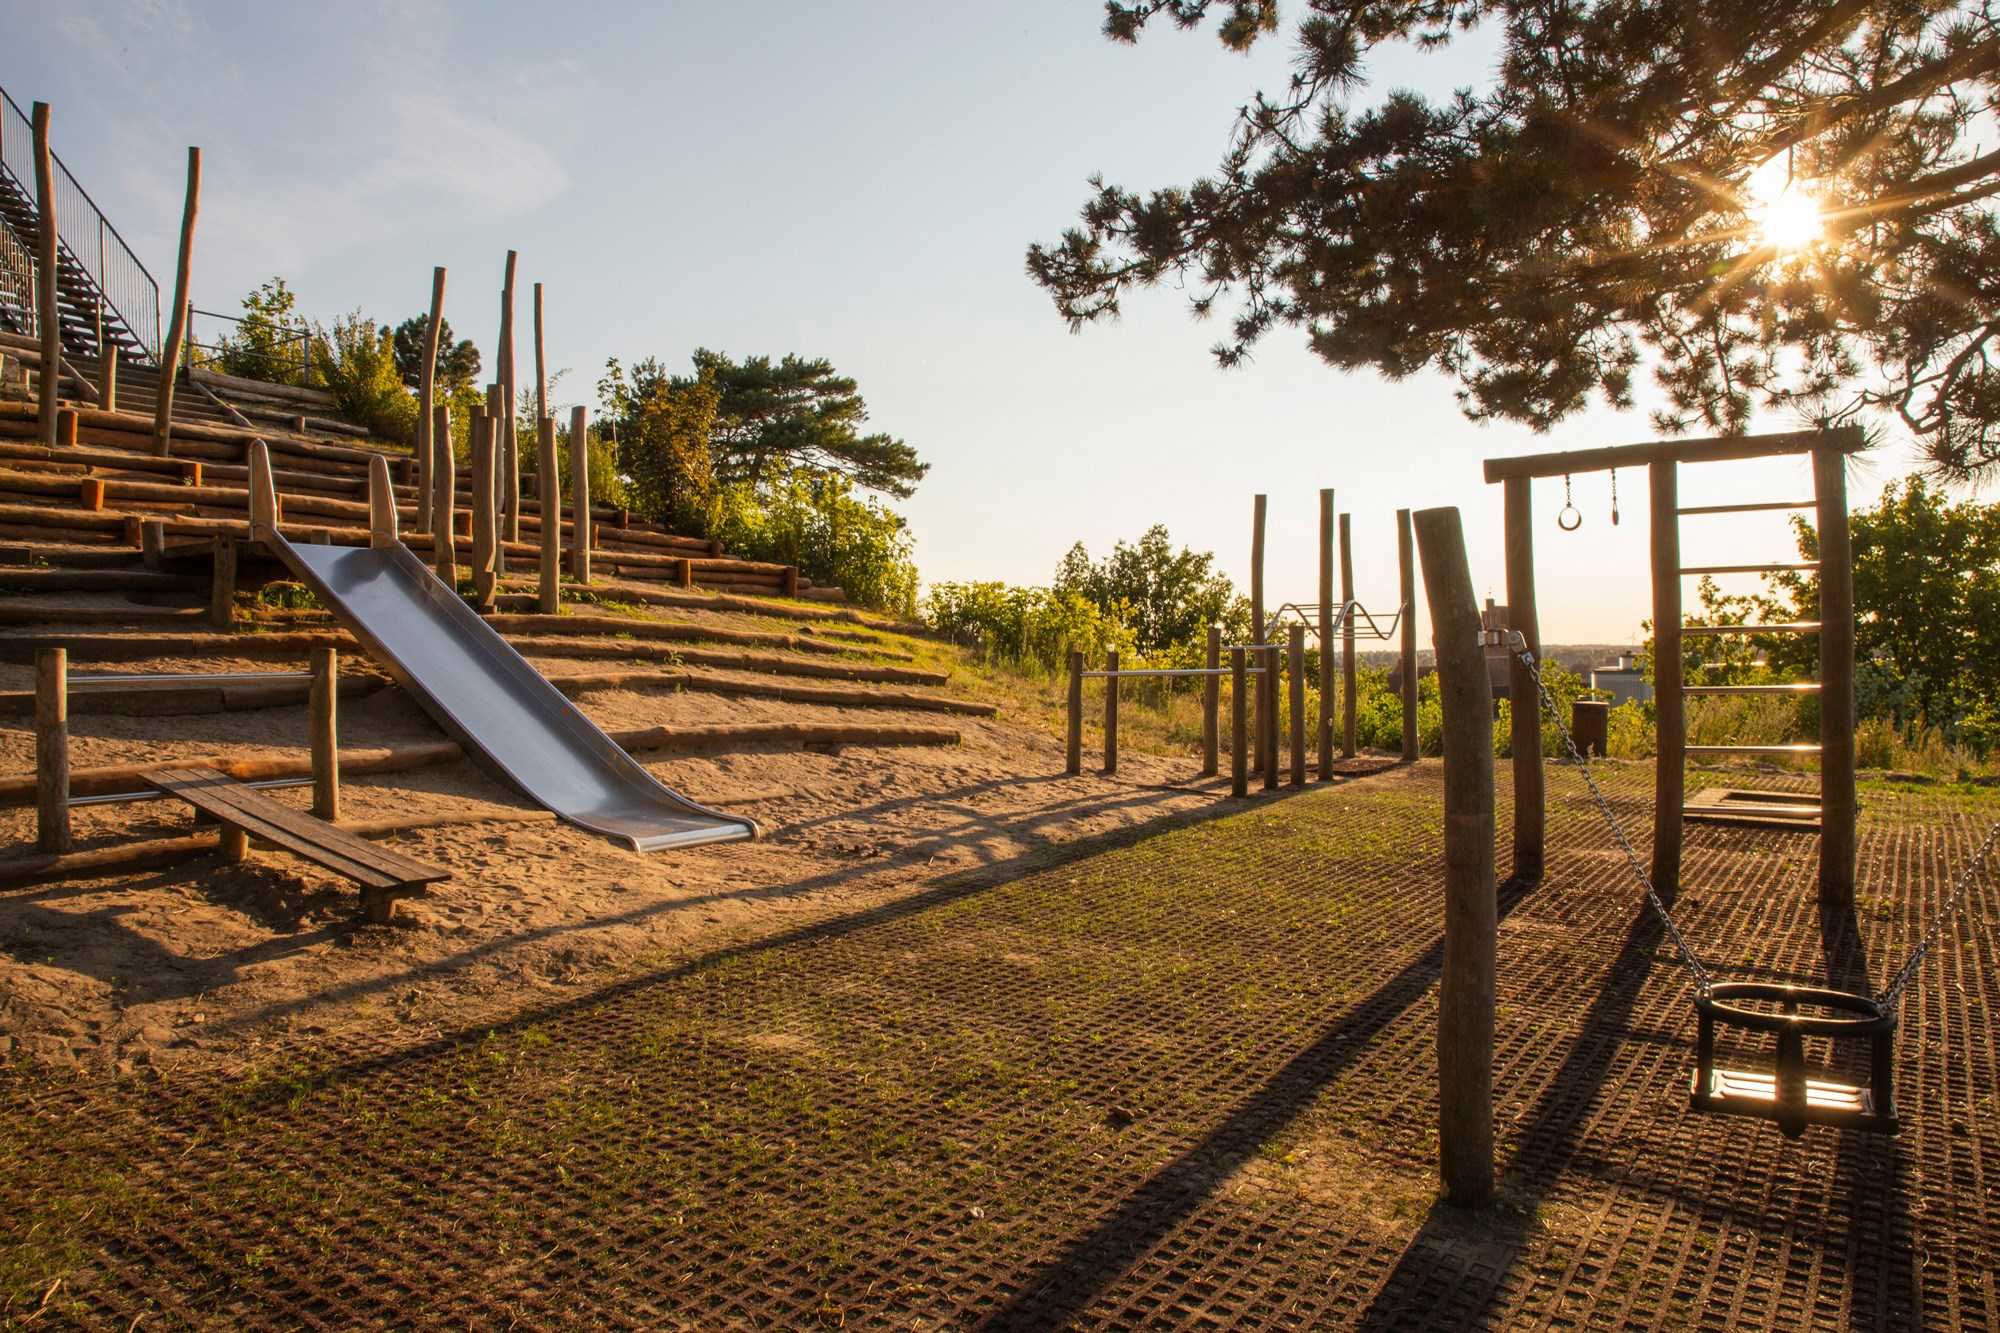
[141,764,447,922]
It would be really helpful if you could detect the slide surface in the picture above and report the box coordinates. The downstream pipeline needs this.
[263,517,757,852]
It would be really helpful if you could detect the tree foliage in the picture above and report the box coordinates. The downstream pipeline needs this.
[1033,1,2000,480]
[213,277,311,384]
[598,357,719,533]
[713,471,919,614]
[1052,524,1250,651]
[678,350,928,499]
[390,314,482,394]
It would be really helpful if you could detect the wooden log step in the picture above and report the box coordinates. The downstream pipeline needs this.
[494,636,939,682]
[0,602,208,626]
[544,667,994,715]
[480,613,859,657]
[189,366,339,410]
[0,568,206,593]
[0,722,962,807]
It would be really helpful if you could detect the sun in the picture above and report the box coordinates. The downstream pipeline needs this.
[1745,154,1824,253]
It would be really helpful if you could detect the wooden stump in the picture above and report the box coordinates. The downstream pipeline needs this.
[209,536,236,628]
[1413,505,1496,1209]
[1102,649,1119,776]
[35,648,68,854]
[56,407,78,448]
[1066,650,1083,776]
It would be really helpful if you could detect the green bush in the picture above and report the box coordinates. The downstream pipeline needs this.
[922,581,1134,672]
[712,471,918,615]
[309,314,416,445]
[215,277,310,385]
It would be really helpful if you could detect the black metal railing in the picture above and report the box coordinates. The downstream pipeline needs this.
[0,84,162,363]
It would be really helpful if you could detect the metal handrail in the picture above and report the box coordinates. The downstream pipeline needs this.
[186,305,314,382]
[0,84,162,363]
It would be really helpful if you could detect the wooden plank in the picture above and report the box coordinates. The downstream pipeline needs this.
[1483,426,1865,483]
[142,765,444,886]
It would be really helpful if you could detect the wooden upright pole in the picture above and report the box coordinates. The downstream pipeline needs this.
[1815,446,1857,907]
[1288,623,1307,786]
[537,415,560,612]
[498,251,520,552]
[1231,647,1248,798]
[1650,461,1684,902]
[1318,488,1335,779]
[309,646,339,822]
[471,407,497,611]
[1340,512,1357,758]
[30,104,60,450]
[1251,494,1267,774]
[569,405,592,583]
[1263,645,1280,792]
[1502,478,1544,883]
[153,146,201,457]
[35,648,69,854]
[416,266,445,532]
[1202,624,1221,778]
[1065,650,1084,776]
[432,404,457,586]
[532,281,548,423]
[1413,506,1496,1209]
[1398,508,1418,762]
[1102,649,1120,775]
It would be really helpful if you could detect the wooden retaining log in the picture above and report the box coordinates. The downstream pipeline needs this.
[0,721,962,806]
[481,613,859,656]
[546,667,995,716]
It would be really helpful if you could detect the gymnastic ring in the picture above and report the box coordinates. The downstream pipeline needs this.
[1557,505,1583,532]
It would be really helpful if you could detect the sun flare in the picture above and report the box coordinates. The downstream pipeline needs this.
[1746,155,1824,253]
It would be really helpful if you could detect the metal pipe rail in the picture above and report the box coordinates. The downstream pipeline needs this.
[71,775,310,809]
[1081,667,1231,679]
[72,670,312,688]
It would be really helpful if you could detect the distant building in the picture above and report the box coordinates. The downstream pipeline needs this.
[1591,653,1651,706]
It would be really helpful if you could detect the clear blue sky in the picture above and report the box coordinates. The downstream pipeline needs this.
[6,1,1925,644]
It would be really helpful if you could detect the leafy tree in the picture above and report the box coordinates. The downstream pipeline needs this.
[1757,477,2000,736]
[711,470,919,614]
[308,314,417,445]
[677,351,928,498]
[215,277,310,384]
[1033,3,2000,480]
[390,315,482,393]
[1053,524,1248,651]
[598,357,719,533]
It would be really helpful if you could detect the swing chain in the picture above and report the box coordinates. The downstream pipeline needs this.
[1879,816,2000,1006]
[1511,637,1713,992]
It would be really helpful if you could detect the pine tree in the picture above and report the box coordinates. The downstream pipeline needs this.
[1031,2,2000,479]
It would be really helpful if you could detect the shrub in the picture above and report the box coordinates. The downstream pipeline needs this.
[309,314,416,445]
[712,471,918,615]
[215,277,310,385]
[922,582,1133,671]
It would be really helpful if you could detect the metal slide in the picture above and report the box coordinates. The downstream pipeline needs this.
[245,443,757,852]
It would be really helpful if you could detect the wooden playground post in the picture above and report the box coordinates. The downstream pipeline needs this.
[100,341,117,413]
[141,520,165,570]
[209,536,236,628]
[1288,623,1307,786]
[1202,624,1221,778]
[35,648,68,854]
[497,252,520,554]
[1340,512,1357,758]
[1502,477,1545,883]
[154,146,201,457]
[1251,494,1267,774]
[417,266,445,532]
[569,405,591,583]
[471,408,497,611]
[1650,461,1683,902]
[432,404,457,586]
[1065,650,1084,776]
[532,281,548,422]
[537,415,560,612]
[310,646,339,822]
[1398,508,1418,762]
[1102,650,1119,775]
[1815,446,1857,906]
[1262,645,1280,792]
[1318,488,1335,780]
[1231,647,1248,797]
[1413,505,1496,1209]
[31,104,59,450]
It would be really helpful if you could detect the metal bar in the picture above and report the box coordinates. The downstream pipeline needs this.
[1681,622,1821,635]
[1081,668,1232,679]
[72,671,313,687]
[71,775,311,808]
[1677,500,1817,515]
[1682,683,1821,695]
[1483,426,1865,483]
[1680,563,1820,575]
[1683,744,1824,754]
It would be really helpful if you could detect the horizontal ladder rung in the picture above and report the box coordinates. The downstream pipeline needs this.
[1683,743,1823,755]
[1680,563,1819,575]
[1682,683,1821,695]
[1676,501,1817,515]
[1681,623,1820,636]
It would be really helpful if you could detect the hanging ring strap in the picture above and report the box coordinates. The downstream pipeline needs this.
[1610,468,1621,527]
[1558,473,1583,531]
[1513,639,1712,992]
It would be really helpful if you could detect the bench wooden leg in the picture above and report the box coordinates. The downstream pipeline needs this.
[360,883,422,925]
[219,825,248,862]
